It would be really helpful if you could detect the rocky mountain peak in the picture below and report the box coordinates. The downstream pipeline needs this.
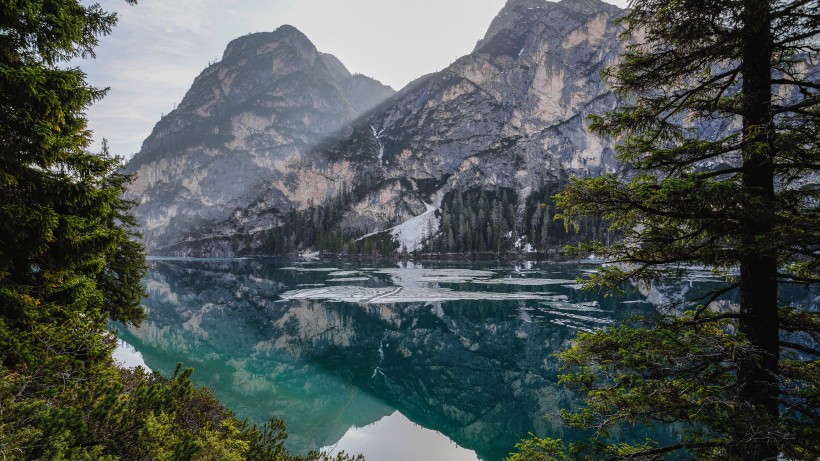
[221,24,316,62]
[127,0,638,257]
[474,0,548,51]
[556,0,623,16]
[319,53,352,80]
[474,0,623,52]
[125,25,395,252]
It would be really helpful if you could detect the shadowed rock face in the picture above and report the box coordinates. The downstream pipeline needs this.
[125,25,395,252]
[129,0,629,256]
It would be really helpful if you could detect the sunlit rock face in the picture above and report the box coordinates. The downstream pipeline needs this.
[311,0,628,235]
[130,0,628,256]
[125,25,395,252]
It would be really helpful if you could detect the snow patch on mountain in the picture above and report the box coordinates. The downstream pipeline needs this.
[391,202,440,253]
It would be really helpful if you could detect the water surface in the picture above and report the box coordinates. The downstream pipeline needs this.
[118,258,707,460]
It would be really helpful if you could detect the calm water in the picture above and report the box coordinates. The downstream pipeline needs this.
[117,258,723,461]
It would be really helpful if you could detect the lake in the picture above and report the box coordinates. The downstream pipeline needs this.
[116,257,719,461]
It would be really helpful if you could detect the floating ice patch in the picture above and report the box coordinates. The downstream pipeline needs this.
[297,283,326,287]
[475,278,577,286]
[562,284,585,290]
[374,267,495,287]
[375,268,494,278]
[550,319,596,333]
[538,294,570,302]
[328,271,361,277]
[280,285,553,304]
[327,277,371,282]
[416,276,483,283]
[280,267,343,272]
[539,300,606,313]
[550,311,614,325]
[281,286,398,303]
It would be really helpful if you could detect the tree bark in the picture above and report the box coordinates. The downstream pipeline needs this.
[734,0,780,459]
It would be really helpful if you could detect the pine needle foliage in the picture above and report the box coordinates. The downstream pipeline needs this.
[509,0,820,459]
[0,2,362,459]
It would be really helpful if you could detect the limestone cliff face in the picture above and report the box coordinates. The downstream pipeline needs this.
[341,0,626,228]
[125,25,395,252]
[129,0,627,256]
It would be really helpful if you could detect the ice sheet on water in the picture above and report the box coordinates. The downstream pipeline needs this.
[374,267,495,284]
[328,271,362,277]
[280,285,555,304]
[550,319,596,333]
[327,277,371,282]
[539,300,606,313]
[280,267,343,272]
[416,276,483,283]
[550,311,614,325]
[562,283,584,290]
[475,278,577,286]
[281,286,397,303]
[538,294,569,301]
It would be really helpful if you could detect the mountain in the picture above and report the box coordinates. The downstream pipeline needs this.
[124,25,395,251]
[127,0,627,256]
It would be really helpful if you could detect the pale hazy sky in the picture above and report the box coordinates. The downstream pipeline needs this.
[80,0,628,158]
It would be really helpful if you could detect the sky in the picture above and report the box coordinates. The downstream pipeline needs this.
[80,0,628,158]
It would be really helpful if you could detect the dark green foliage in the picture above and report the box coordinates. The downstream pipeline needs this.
[420,184,609,255]
[0,2,363,459]
[1,0,146,419]
[509,0,820,459]
[2,363,363,460]
[259,179,609,257]
[260,183,397,256]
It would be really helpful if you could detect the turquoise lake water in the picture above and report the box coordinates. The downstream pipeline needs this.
[117,257,728,461]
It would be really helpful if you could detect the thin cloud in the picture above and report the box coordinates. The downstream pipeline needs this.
[80,0,627,158]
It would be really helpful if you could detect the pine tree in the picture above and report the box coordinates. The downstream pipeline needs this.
[0,0,143,456]
[510,0,820,460]
[0,3,369,459]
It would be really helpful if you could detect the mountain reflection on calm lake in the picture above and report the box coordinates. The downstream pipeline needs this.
[116,258,719,461]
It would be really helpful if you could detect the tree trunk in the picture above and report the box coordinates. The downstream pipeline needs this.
[734,0,779,459]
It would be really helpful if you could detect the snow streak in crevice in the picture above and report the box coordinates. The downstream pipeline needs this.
[370,124,385,165]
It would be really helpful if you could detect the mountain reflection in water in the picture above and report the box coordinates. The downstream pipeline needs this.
[117,258,707,461]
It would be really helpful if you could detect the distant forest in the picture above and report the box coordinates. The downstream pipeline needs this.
[258,181,610,256]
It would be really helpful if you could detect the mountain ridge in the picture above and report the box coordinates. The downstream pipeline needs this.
[125,25,396,251]
[126,0,628,256]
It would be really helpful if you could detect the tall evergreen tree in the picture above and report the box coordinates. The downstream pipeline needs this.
[0,0,147,455]
[0,3,366,459]
[510,0,820,460]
